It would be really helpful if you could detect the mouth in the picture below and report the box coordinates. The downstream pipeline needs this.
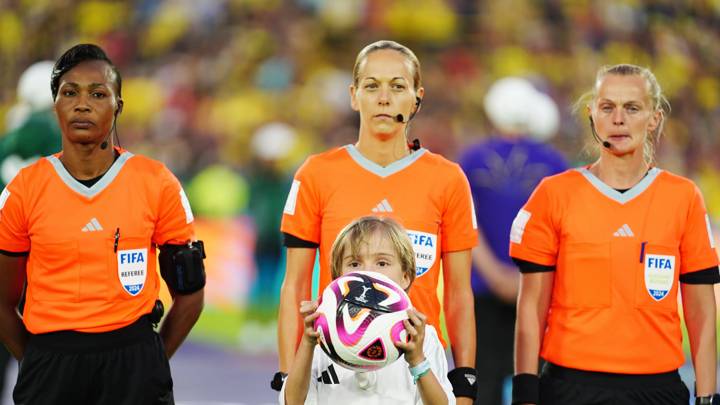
[607,134,631,141]
[70,119,95,129]
[374,114,394,119]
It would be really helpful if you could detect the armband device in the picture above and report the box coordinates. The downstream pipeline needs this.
[159,241,206,294]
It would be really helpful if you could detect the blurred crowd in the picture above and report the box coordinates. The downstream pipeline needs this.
[3,0,720,212]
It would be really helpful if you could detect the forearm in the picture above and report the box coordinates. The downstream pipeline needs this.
[278,248,315,372]
[476,264,519,304]
[682,284,717,396]
[514,298,544,374]
[284,339,315,405]
[514,272,553,375]
[417,371,449,405]
[0,306,26,359]
[444,287,476,368]
[278,283,307,372]
[472,244,519,303]
[159,289,204,358]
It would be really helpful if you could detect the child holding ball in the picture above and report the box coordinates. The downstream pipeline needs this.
[281,216,454,405]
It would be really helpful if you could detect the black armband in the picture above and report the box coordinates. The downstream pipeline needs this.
[0,249,28,257]
[512,258,555,273]
[512,373,539,405]
[680,266,720,284]
[447,367,477,399]
[159,241,206,294]
[283,232,319,248]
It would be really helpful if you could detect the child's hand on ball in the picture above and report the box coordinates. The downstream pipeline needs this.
[299,300,321,346]
[394,308,427,367]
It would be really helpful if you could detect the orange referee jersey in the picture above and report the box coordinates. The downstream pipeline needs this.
[281,145,478,344]
[0,149,195,334]
[509,167,719,374]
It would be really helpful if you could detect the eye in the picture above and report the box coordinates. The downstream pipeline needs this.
[364,83,378,90]
[626,105,640,113]
[347,261,360,268]
[377,260,390,267]
[62,89,76,97]
[600,105,613,113]
[391,83,406,90]
[91,91,107,99]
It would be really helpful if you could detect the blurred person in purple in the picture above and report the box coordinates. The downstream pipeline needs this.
[457,78,567,404]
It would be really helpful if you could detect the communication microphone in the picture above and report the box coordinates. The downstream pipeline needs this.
[100,108,119,150]
[589,117,611,149]
[395,113,406,123]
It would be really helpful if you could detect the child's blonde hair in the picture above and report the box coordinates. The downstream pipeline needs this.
[330,216,416,289]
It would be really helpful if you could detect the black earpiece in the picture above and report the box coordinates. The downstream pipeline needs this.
[100,100,122,150]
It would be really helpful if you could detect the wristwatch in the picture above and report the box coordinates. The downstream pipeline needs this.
[271,371,288,391]
[695,394,720,405]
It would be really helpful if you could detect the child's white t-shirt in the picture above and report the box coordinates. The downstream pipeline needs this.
[279,325,456,405]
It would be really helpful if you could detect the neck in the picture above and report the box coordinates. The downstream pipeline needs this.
[590,153,649,190]
[355,126,410,167]
[59,141,116,180]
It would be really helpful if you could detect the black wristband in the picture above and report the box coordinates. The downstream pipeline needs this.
[447,367,477,399]
[695,394,720,405]
[271,371,287,392]
[512,373,539,405]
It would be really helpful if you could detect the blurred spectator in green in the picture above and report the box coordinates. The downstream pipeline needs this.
[1,61,62,189]
[239,122,296,351]
[0,59,61,402]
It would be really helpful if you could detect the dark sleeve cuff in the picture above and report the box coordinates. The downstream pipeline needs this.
[283,232,319,248]
[679,266,720,284]
[0,249,29,257]
[512,258,555,273]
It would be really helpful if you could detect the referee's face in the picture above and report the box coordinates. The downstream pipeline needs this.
[590,74,660,156]
[350,49,422,138]
[54,60,120,148]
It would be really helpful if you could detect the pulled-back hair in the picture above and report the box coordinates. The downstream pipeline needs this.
[51,44,122,100]
[352,40,422,91]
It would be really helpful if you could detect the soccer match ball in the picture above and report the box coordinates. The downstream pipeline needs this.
[314,271,412,372]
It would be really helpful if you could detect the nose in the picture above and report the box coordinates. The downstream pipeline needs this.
[74,93,91,113]
[611,108,624,125]
[377,86,390,106]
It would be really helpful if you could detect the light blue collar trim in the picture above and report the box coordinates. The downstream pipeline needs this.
[344,144,426,178]
[46,152,134,198]
[576,167,661,204]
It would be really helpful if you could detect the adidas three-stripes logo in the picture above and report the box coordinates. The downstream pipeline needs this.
[317,364,339,385]
[613,224,634,237]
[82,217,104,232]
[371,199,393,213]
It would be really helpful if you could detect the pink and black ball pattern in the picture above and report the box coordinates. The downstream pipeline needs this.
[314,271,412,371]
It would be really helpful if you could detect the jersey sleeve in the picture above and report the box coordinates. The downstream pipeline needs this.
[280,158,322,244]
[440,164,478,253]
[509,179,560,266]
[679,184,719,274]
[152,165,195,245]
[421,326,455,405]
[0,172,30,253]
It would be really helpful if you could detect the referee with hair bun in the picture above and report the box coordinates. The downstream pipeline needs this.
[0,43,206,405]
